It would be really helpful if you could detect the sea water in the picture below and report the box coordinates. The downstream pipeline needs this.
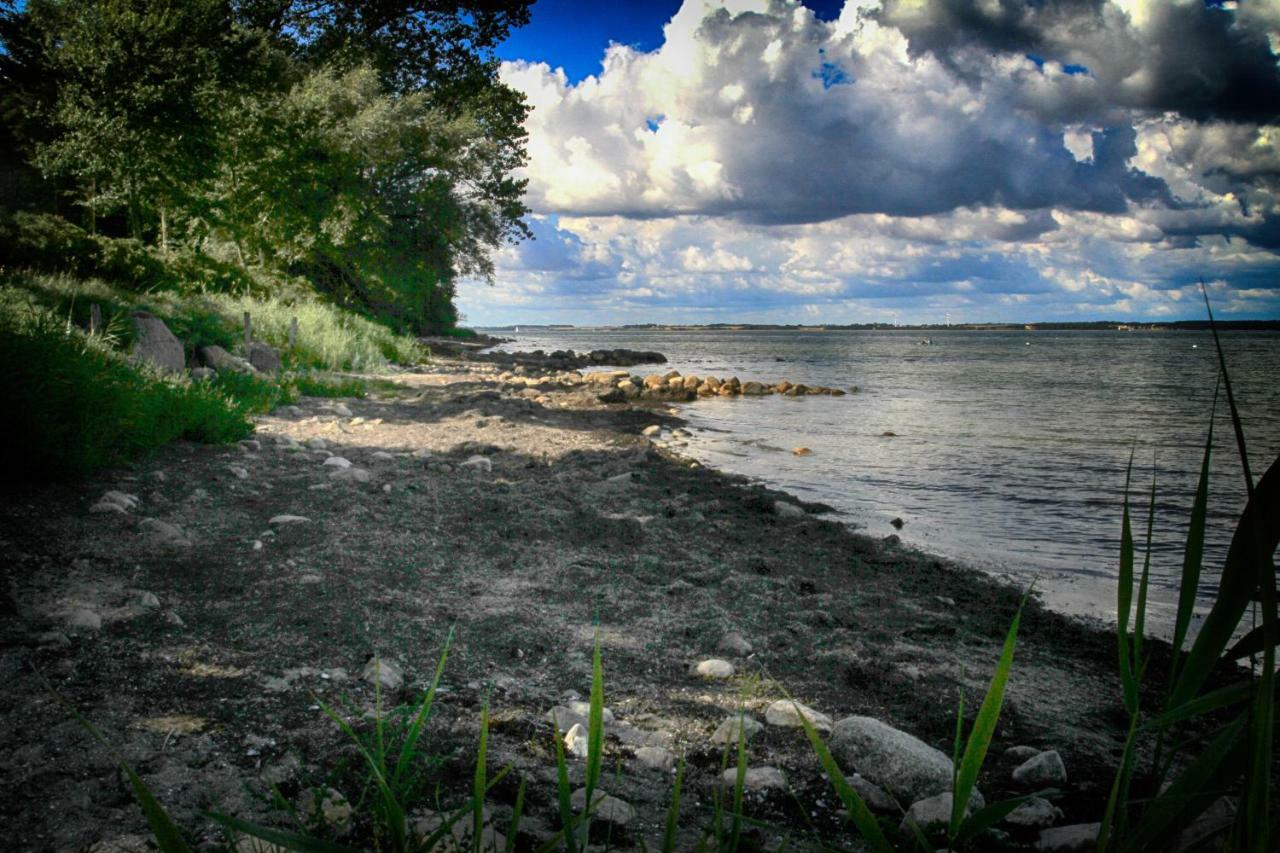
[489,328,1280,632]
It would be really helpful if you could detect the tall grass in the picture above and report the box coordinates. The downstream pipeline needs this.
[0,295,251,480]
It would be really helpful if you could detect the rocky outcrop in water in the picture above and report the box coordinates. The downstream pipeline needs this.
[476,348,668,371]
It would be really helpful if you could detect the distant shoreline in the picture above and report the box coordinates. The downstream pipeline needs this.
[481,319,1280,332]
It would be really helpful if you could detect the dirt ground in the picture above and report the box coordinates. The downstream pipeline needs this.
[1,358,1140,851]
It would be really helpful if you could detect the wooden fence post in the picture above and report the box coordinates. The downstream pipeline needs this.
[89,304,101,335]
[243,312,252,349]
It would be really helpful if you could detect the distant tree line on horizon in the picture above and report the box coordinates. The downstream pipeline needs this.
[0,0,533,332]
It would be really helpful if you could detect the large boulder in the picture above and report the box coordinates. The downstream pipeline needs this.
[246,341,282,373]
[829,716,954,803]
[129,311,184,373]
[197,345,254,374]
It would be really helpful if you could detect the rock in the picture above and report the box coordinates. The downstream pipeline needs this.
[634,746,676,771]
[90,500,128,515]
[370,451,396,462]
[570,788,635,826]
[693,658,735,679]
[1004,797,1064,830]
[103,490,139,510]
[849,773,898,812]
[741,381,768,395]
[128,311,184,373]
[138,517,191,546]
[793,447,812,456]
[361,657,404,691]
[1035,823,1099,852]
[890,517,905,529]
[775,381,792,393]
[642,425,662,437]
[773,501,804,519]
[197,345,253,374]
[567,701,615,724]
[38,631,71,647]
[460,455,492,473]
[547,705,590,734]
[1004,745,1042,762]
[716,632,753,656]
[227,465,249,480]
[764,699,833,733]
[268,514,310,525]
[329,467,371,484]
[246,341,282,373]
[329,403,353,417]
[134,591,161,610]
[322,456,352,469]
[1013,750,1067,787]
[296,787,353,834]
[597,387,627,403]
[66,608,102,633]
[900,790,984,834]
[411,448,433,459]
[563,723,590,759]
[721,766,787,792]
[711,714,763,744]
[189,366,214,381]
[307,438,328,450]
[829,716,954,803]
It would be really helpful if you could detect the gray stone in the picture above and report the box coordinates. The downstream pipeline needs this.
[197,345,253,374]
[370,451,396,462]
[717,632,753,656]
[1013,750,1067,787]
[829,716,954,803]
[849,773,898,812]
[90,500,128,515]
[764,699,833,733]
[138,517,191,547]
[38,631,71,647]
[134,591,161,610]
[66,608,102,632]
[1004,797,1064,830]
[268,514,310,525]
[720,766,787,792]
[189,366,215,381]
[129,311,184,373]
[246,341,282,373]
[547,706,589,734]
[570,788,635,826]
[773,501,804,519]
[634,746,676,771]
[563,723,590,759]
[461,455,492,473]
[1004,745,1042,762]
[1035,823,1099,852]
[329,403,353,417]
[711,714,763,744]
[567,701,615,724]
[296,787,352,834]
[101,491,139,510]
[307,438,328,450]
[322,456,352,469]
[642,425,662,437]
[227,465,249,480]
[361,657,404,691]
[693,658,735,679]
[900,790,984,834]
[329,467,371,484]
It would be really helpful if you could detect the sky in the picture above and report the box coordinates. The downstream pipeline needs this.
[457,0,1280,326]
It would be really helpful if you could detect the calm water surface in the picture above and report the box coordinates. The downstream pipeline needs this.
[489,329,1280,632]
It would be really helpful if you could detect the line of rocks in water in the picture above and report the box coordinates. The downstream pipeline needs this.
[472,348,669,371]
[583,369,852,402]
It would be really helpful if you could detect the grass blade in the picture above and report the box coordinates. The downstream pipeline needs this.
[205,813,358,853]
[315,697,406,851]
[391,628,453,791]
[731,721,748,850]
[1199,280,1252,497]
[1169,454,1280,709]
[1222,619,1280,661]
[1242,532,1276,852]
[550,719,579,853]
[950,590,1026,840]
[1144,681,1253,730]
[661,758,685,853]
[1096,714,1138,853]
[955,794,1040,844]
[473,701,490,853]
[1133,472,1156,667]
[505,780,525,853]
[794,701,893,853]
[1170,383,1216,679]
[582,633,606,847]
[1118,451,1139,716]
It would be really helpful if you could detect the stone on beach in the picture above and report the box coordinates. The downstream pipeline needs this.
[460,455,492,472]
[1035,823,1099,852]
[361,657,404,691]
[633,746,676,771]
[268,514,311,525]
[547,706,590,734]
[692,658,735,679]
[138,517,191,547]
[900,790,984,834]
[129,312,185,373]
[1004,797,1064,830]
[792,447,812,456]
[642,425,661,437]
[1004,745,1042,762]
[716,632,753,656]
[329,467,371,484]
[1013,749,1068,786]
[711,714,762,744]
[829,715,955,803]
[764,699,833,733]
[720,766,787,792]
[570,788,635,826]
[773,501,804,519]
[563,723,589,758]
[322,456,352,469]
[66,608,102,633]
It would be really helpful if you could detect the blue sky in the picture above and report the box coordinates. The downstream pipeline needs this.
[459,0,1280,326]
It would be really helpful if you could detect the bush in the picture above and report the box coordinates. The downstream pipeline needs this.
[0,296,251,480]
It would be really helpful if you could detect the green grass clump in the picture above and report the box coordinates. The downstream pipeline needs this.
[0,296,250,480]
[206,370,299,414]
[291,374,368,399]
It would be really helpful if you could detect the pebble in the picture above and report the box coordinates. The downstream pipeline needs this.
[370,451,395,461]
[227,465,249,480]
[1035,823,1099,852]
[102,491,139,510]
[1004,796,1064,829]
[268,514,311,525]
[792,447,812,456]
[693,658,735,679]
[642,425,661,437]
[720,766,788,792]
[134,591,161,609]
[773,501,804,519]
[829,715,955,803]
[322,456,352,469]
[710,714,763,744]
[329,403,353,417]
[567,701,615,724]
[716,632,753,656]
[569,788,635,826]
[238,439,261,452]
[764,699,833,733]
[1004,745,1042,762]
[633,746,676,771]
[548,706,590,734]
[361,657,404,691]
[1013,750,1068,787]
[138,518,191,546]
[307,438,328,450]
[563,723,590,758]
[66,608,102,633]
[90,501,128,515]
[900,790,984,833]
[37,631,71,647]
[460,455,492,472]
[329,467,371,484]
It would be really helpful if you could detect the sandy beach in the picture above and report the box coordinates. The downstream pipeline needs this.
[0,354,1144,850]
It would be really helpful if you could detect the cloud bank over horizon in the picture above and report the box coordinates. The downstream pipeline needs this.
[459,0,1280,326]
